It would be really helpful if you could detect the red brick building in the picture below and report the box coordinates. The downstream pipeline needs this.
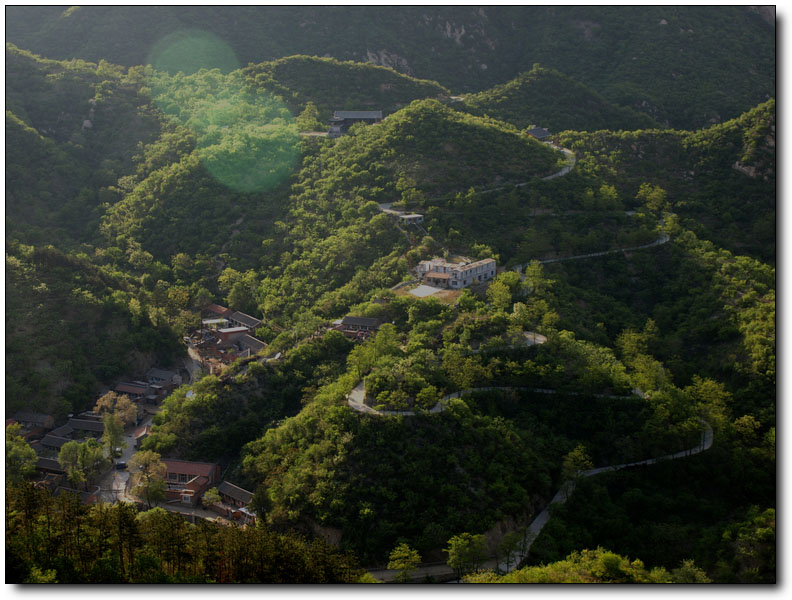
[161,459,221,506]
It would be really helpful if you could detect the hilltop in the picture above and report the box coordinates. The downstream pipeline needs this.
[242,55,449,122]
[459,64,658,132]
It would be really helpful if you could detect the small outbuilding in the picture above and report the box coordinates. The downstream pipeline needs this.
[525,126,552,141]
[328,110,383,137]
[399,213,424,225]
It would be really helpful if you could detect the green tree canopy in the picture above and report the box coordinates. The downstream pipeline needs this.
[6,424,37,485]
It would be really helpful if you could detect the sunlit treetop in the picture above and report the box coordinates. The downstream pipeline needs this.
[150,67,299,193]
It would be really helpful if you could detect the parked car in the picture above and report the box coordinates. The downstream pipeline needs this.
[115,462,127,470]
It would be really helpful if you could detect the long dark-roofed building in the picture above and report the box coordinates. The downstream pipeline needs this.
[332,315,383,342]
[227,311,262,332]
[67,418,105,438]
[328,110,383,137]
[525,126,552,140]
[218,481,254,508]
[239,334,267,354]
[41,434,72,452]
[36,457,65,474]
[13,411,55,430]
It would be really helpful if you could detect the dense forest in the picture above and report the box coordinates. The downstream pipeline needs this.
[5,6,775,585]
[6,5,774,128]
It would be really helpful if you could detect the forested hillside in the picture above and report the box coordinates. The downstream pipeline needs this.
[459,64,658,132]
[5,44,164,247]
[6,6,774,129]
[243,55,450,122]
[560,100,776,264]
[5,7,774,584]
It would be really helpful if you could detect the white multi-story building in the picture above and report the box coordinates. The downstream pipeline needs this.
[417,257,497,289]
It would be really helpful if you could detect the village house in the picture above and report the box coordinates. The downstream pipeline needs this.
[204,303,234,320]
[328,110,383,137]
[212,481,257,525]
[398,213,424,225]
[218,481,254,508]
[216,326,249,344]
[36,456,65,475]
[525,126,552,141]
[202,317,229,330]
[161,459,221,507]
[146,368,182,392]
[66,418,105,439]
[134,423,151,448]
[51,424,74,438]
[76,411,103,422]
[40,434,73,453]
[191,324,268,368]
[417,257,497,289]
[237,334,267,356]
[115,381,150,402]
[13,411,55,431]
[332,316,382,341]
[226,311,262,332]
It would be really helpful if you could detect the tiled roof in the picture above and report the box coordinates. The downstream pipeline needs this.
[228,311,262,328]
[41,434,72,449]
[342,316,382,328]
[51,425,73,437]
[13,411,53,425]
[333,110,383,120]
[526,126,551,138]
[206,303,233,317]
[218,481,254,504]
[147,368,177,381]
[240,335,267,353]
[116,383,148,395]
[67,419,105,433]
[162,459,218,480]
[134,424,151,439]
[36,457,65,473]
[185,475,210,492]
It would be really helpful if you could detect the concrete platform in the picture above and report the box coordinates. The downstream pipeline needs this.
[409,284,443,297]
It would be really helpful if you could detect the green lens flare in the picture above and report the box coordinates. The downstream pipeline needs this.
[148,33,299,193]
[147,29,240,74]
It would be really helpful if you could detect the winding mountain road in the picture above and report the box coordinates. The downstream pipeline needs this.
[513,229,670,270]
[361,385,714,582]
[493,419,714,575]
[347,382,637,417]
